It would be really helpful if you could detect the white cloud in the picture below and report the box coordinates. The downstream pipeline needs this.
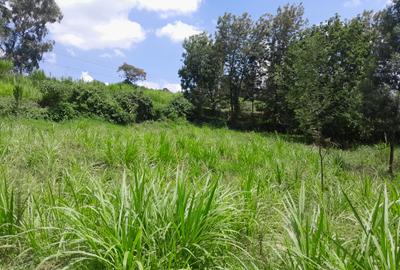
[113,49,126,57]
[100,53,113,59]
[137,81,182,93]
[52,0,204,50]
[163,83,182,93]
[344,0,391,7]
[52,0,146,50]
[344,0,362,7]
[100,49,126,59]
[81,71,94,82]
[132,0,203,17]
[156,21,201,43]
[66,48,76,57]
[43,52,57,64]
[137,81,161,89]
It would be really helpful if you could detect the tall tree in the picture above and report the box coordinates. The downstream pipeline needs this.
[263,4,306,130]
[242,14,272,118]
[0,0,7,38]
[285,15,374,188]
[118,63,147,85]
[367,0,400,176]
[215,13,253,124]
[179,33,224,117]
[373,54,400,176]
[0,0,62,74]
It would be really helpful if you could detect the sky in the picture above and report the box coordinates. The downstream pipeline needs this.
[41,0,390,92]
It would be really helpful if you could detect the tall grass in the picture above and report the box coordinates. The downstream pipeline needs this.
[0,118,397,269]
[282,183,400,270]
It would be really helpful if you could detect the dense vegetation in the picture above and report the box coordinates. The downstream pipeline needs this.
[0,73,190,124]
[0,119,398,269]
[180,2,400,150]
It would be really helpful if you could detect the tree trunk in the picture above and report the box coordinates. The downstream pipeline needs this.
[230,86,241,125]
[389,142,395,178]
[232,97,240,124]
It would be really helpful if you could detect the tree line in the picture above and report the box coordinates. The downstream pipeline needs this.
[179,1,400,175]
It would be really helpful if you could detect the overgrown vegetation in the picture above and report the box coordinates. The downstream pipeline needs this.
[0,119,398,269]
[179,0,400,175]
[0,75,183,123]
[1,0,400,269]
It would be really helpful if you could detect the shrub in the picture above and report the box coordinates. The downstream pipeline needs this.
[47,102,76,121]
[114,90,154,122]
[69,85,134,124]
[163,96,193,120]
[39,81,134,124]
[39,80,73,107]
[0,98,48,119]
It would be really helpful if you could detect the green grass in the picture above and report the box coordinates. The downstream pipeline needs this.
[0,77,41,100]
[0,118,399,269]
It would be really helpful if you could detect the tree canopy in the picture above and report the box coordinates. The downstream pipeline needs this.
[179,0,400,174]
[0,0,62,74]
[118,63,147,85]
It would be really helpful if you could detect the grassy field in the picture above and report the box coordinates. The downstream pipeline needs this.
[0,118,399,269]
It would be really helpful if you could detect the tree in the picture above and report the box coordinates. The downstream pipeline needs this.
[179,33,224,117]
[373,54,400,176]
[242,14,273,118]
[118,63,147,85]
[215,13,253,124]
[263,4,306,130]
[0,0,62,74]
[285,16,374,189]
[367,0,400,176]
[0,0,7,38]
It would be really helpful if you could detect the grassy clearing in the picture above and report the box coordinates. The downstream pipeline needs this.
[0,118,398,269]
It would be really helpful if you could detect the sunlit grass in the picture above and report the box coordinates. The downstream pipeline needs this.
[0,118,398,269]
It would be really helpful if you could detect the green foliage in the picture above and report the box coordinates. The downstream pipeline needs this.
[215,13,254,122]
[114,90,154,122]
[117,63,147,85]
[163,96,194,120]
[282,184,400,269]
[284,15,373,143]
[39,80,161,124]
[0,119,398,269]
[263,4,306,130]
[0,178,16,237]
[0,0,63,73]
[39,80,72,108]
[12,84,23,109]
[68,84,133,124]
[29,70,47,86]
[179,33,224,116]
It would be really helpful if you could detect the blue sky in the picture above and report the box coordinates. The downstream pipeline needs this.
[41,0,389,92]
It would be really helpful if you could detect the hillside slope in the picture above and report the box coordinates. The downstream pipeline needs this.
[0,118,397,269]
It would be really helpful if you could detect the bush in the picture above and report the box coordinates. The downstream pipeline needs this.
[39,81,133,124]
[163,96,193,120]
[114,90,154,122]
[69,85,134,124]
[39,80,73,107]
[0,98,48,119]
